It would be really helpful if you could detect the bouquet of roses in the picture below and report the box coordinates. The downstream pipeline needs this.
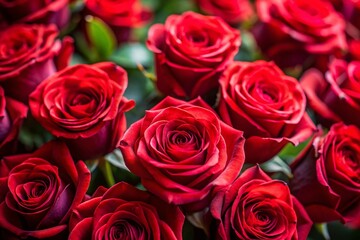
[0,0,359,239]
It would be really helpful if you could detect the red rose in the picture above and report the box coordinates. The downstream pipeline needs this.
[0,86,27,156]
[349,40,360,61]
[0,141,90,239]
[119,96,245,212]
[210,166,312,240]
[343,0,360,31]
[196,0,254,26]
[291,123,360,227]
[253,0,347,69]
[147,11,241,99]
[29,62,135,161]
[0,24,71,104]
[217,61,315,163]
[69,182,184,240]
[0,0,69,29]
[301,59,360,128]
[84,0,151,43]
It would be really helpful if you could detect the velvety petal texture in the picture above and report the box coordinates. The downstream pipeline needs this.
[301,59,360,128]
[0,141,91,239]
[291,123,360,228]
[119,96,245,212]
[147,11,241,99]
[253,0,347,69]
[0,24,69,104]
[217,61,315,163]
[0,0,69,29]
[0,86,28,156]
[69,182,184,240]
[210,166,312,240]
[29,62,135,161]
[196,0,254,26]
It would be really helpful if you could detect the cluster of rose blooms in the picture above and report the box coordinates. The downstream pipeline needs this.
[0,0,360,239]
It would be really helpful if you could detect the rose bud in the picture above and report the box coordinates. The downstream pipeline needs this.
[301,59,360,128]
[196,0,254,26]
[69,182,184,240]
[119,96,245,212]
[209,166,312,240]
[29,62,135,161]
[290,123,360,228]
[0,24,72,104]
[84,0,151,44]
[0,141,91,239]
[217,60,315,163]
[0,86,27,156]
[253,0,347,70]
[147,11,241,100]
[0,0,69,29]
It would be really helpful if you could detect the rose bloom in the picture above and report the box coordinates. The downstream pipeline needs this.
[119,96,245,212]
[147,11,240,100]
[349,40,360,61]
[0,0,69,29]
[84,0,151,43]
[0,141,90,239]
[301,59,360,128]
[0,24,72,104]
[0,86,27,156]
[29,62,135,161]
[253,0,347,69]
[69,182,184,240]
[217,61,315,163]
[196,0,254,26]
[291,123,360,227]
[210,166,312,240]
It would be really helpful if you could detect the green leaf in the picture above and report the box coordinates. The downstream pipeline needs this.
[315,223,331,240]
[260,156,293,179]
[85,15,116,61]
[110,43,153,68]
[104,149,130,172]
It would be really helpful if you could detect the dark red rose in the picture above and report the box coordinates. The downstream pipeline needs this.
[343,0,360,31]
[291,123,360,228]
[0,141,91,239]
[217,61,315,163]
[69,182,184,240]
[349,40,360,61]
[196,0,254,26]
[210,166,312,240]
[119,96,245,212]
[0,0,69,29]
[0,86,27,156]
[147,11,241,99]
[0,24,72,104]
[29,62,135,161]
[84,0,151,43]
[253,0,347,69]
[301,59,360,128]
